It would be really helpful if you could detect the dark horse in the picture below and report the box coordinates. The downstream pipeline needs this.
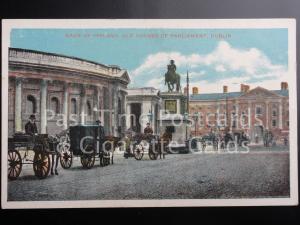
[165,60,181,92]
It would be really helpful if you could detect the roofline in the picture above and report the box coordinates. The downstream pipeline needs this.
[9,47,118,70]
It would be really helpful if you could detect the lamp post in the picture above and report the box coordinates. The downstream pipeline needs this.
[147,110,153,124]
[184,112,189,140]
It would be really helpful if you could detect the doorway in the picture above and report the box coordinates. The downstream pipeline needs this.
[130,103,141,133]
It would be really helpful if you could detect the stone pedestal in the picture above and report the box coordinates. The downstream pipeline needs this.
[159,91,190,148]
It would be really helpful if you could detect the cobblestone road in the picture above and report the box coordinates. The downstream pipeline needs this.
[7,146,290,201]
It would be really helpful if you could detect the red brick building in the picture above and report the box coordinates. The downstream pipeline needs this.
[189,83,289,143]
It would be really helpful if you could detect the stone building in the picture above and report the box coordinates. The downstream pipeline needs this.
[189,83,289,142]
[125,87,161,134]
[8,48,130,137]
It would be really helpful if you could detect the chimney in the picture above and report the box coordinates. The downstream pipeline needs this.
[240,84,245,92]
[281,82,288,90]
[223,85,228,93]
[184,87,188,94]
[192,87,199,94]
[241,84,250,93]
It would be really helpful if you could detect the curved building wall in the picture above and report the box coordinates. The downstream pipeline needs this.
[8,48,130,137]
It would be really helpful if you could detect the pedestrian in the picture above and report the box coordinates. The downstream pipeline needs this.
[255,133,259,144]
[96,120,106,166]
[49,135,60,175]
[160,128,172,159]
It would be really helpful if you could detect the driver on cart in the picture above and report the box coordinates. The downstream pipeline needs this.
[143,122,155,150]
[25,114,38,135]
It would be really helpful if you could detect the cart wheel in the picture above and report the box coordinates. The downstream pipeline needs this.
[149,151,158,160]
[8,150,22,180]
[60,146,73,169]
[33,152,50,179]
[81,153,95,169]
[134,144,144,160]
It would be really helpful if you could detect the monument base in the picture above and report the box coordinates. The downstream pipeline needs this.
[159,91,191,153]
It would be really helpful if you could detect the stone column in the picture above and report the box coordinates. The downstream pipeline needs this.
[63,83,69,130]
[235,101,240,129]
[40,79,48,134]
[126,103,131,130]
[265,101,269,129]
[98,86,104,123]
[80,85,86,125]
[14,78,22,132]
[279,99,283,129]
[141,101,151,132]
[113,87,119,137]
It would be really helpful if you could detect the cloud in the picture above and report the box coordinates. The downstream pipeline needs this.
[215,65,226,72]
[129,41,287,93]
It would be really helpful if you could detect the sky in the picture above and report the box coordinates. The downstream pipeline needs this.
[11,28,288,93]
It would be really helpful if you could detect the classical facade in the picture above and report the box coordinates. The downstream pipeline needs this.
[125,87,161,134]
[189,83,289,142]
[8,48,130,137]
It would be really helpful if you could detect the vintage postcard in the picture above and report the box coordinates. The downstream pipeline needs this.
[1,19,298,208]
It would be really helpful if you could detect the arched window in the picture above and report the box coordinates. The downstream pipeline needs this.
[71,98,77,114]
[26,95,36,114]
[50,97,60,114]
[86,100,92,116]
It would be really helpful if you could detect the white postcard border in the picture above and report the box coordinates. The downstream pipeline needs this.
[1,19,298,208]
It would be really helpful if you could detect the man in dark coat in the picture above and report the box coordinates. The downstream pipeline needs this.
[144,123,153,135]
[96,120,106,166]
[25,114,38,135]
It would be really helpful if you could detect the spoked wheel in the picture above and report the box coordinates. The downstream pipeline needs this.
[149,150,158,160]
[134,144,144,160]
[81,153,95,169]
[33,152,50,179]
[8,150,22,180]
[60,145,73,169]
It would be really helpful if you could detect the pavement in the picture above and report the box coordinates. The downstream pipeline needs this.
[7,145,290,201]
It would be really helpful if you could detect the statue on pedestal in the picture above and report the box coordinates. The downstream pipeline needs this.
[165,60,181,92]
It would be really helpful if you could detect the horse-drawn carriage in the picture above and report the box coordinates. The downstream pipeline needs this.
[124,133,166,160]
[59,125,120,169]
[8,133,58,180]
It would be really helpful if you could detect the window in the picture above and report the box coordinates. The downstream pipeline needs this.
[50,97,60,114]
[272,119,277,127]
[86,100,92,116]
[71,98,77,114]
[286,121,289,127]
[26,95,36,114]
[256,106,262,115]
[272,109,277,117]
[231,112,237,128]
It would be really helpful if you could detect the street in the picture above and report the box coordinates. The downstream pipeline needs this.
[8,146,290,201]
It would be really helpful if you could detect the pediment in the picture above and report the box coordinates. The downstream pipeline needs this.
[240,86,281,99]
[120,71,131,83]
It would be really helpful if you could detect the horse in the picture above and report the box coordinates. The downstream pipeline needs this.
[165,71,181,92]
[100,136,121,166]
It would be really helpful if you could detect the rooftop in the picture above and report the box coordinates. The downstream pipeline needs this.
[190,89,289,101]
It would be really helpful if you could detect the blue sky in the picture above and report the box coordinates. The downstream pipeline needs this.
[11,28,288,93]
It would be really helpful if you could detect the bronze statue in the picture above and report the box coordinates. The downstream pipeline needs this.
[165,60,181,92]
